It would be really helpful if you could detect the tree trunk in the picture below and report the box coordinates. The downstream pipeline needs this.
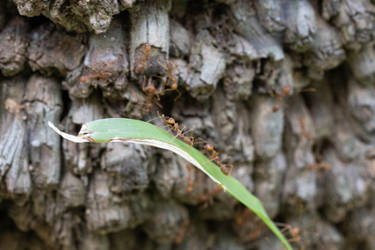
[1,0,375,249]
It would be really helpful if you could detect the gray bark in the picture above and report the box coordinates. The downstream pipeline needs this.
[1,0,375,249]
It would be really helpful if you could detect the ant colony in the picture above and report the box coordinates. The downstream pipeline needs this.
[134,44,233,200]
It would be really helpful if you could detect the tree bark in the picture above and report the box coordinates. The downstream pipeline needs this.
[1,0,375,249]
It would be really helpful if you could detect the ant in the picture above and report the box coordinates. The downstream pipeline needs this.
[174,218,190,244]
[272,85,291,112]
[80,72,112,83]
[204,144,219,162]
[159,114,195,146]
[307,163,332,172]
[157,114,233,175]
[218,162,233,176]
[135,43,152,75]
[298,118,312,140]
[276,223,302,245]
[198,185,223,208]
[204,143,233,176]
[142,77,162,112]
[234,207,253,225]
[162,61,181,101]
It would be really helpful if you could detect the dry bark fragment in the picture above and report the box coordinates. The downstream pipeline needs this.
[0,17,29,76]
[59,171,85,208]
[70,94,104,125]
[24,75,62,188]
[13,0,121,33]
[251,96,284,159]
[348,44,375,84]
[282,96,318,210]
[0,77,31,198]
[303,19,346,74]
[256,0,317,52]
[75,19,129,100]
[86,171,132,233]
[169,19,191,57]
[228,0,284,61]
[324,0,375,49]
[254,153,287,218]
[322,149,369,223]
[101,143,149,193]
[143,200,188,244]
[12,0,49,17]
[28,23,86,76]
[348,80,375,134]
[305,80,335,140]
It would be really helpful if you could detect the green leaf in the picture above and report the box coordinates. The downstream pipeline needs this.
[49,118,292,250]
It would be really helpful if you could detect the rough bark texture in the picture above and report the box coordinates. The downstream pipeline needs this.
[1,0,375,249]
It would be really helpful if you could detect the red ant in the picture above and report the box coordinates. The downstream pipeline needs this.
[298,118,312,140]
[272,85,291,112]
[174,218,190,244]
[219,162,233,176]
[159,114,195,146]
[163,61,181,101]
[276,223,303,247]
[135,43,152,74]
[307,163,332,172]
[198,185,223,208]
[204,144,219,161]
[204,144,233,176]
[142,77,162,112]
[80,72,112,83]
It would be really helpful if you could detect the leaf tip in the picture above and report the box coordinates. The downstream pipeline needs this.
[48,121,90,143]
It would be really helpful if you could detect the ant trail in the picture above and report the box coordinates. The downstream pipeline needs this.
[157,113,234,175]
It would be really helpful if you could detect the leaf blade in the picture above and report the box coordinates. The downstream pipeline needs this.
[49,118,292,250]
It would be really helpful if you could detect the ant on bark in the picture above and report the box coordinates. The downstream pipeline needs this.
[159,113,195,146]
[160,61,181,101]
[136,43,181,110]
[156,113,234,177]
[142,77,163,112]
[276,223,302,245]
[272,85,291,112]
[204,143,233,176]
[135,43,152,75]
[307,163,332,172]
[298,118,312,140]
[174,218,190,244]
[198,185,223,208]
[79,72,112,83]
